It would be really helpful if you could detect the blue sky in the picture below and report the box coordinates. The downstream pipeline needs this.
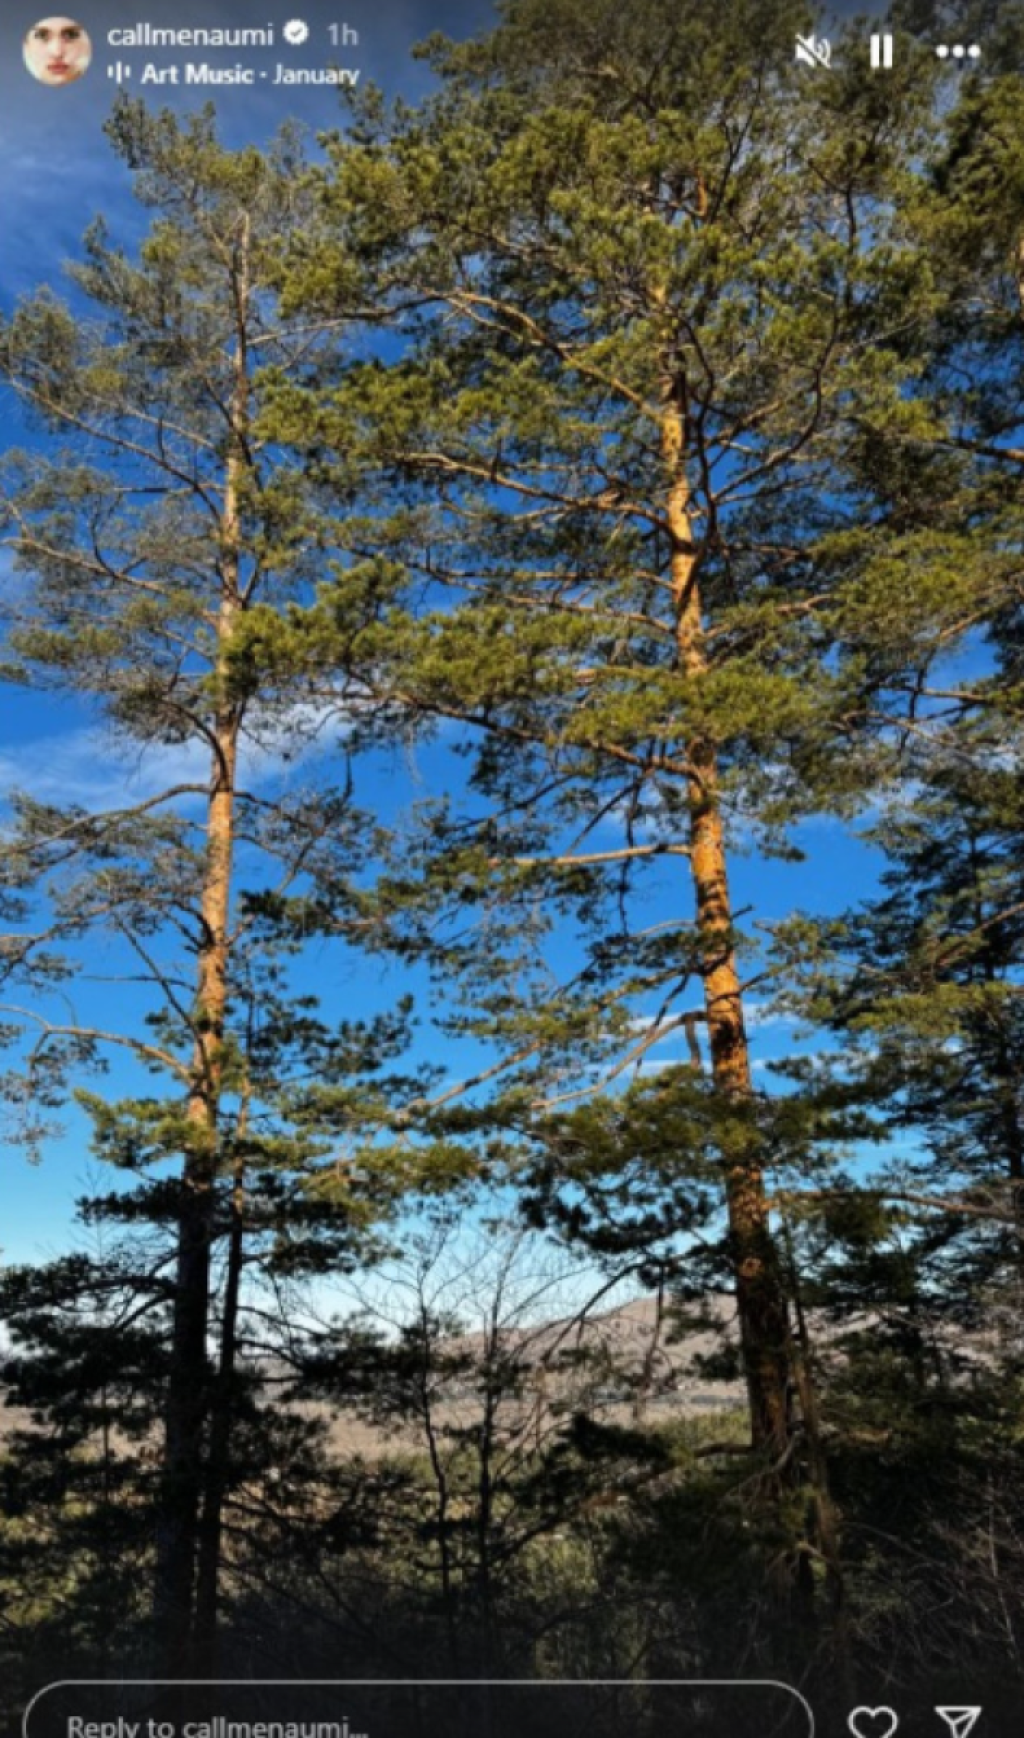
[0,695,885,1266]
[0,0,492,1262]
[0,0,897,1269]
[0,0,499,294]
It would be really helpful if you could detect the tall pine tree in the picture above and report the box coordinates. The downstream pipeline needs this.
[0,99,431,1674]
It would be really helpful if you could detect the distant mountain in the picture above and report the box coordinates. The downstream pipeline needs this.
[4,1290,1004,1461]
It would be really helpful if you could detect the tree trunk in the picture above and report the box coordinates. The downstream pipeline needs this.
[154,220,249,1672]
[193,1149,246,1673]
[661,380,793,1457]
[154,699,240,1672]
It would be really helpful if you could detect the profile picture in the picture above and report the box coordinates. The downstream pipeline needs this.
[23,15,92,85]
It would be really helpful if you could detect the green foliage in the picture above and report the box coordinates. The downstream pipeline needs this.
[5,0,1024,1715]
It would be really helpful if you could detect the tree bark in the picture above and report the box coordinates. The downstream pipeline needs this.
[661,378,793,1457]
[154,219,249,1673]
[193,1147,246,1674]
[153,663,241,1674]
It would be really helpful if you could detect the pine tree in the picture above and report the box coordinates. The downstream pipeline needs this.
[777,752,1024,1316]
[0,98,429,1674]
[261,0,945,1468]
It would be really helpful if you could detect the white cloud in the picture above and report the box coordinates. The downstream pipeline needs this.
[743,1000,791,1031]
[0,700,347,816]
[638,1057,709,1075]
[629,1001,792,1037]
[0,729,202,813]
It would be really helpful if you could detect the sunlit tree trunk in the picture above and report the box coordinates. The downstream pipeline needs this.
[662,382,792,1456]
[154,221,249,1671]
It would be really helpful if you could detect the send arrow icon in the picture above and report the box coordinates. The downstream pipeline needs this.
[935,1711,982,1738]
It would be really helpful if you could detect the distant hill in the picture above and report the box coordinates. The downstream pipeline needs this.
[5,1290,1003,1461]
[299,1291,749,1458]
[0,1292,747,1459]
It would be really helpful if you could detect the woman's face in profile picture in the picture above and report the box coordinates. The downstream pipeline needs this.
[23,16,91,84]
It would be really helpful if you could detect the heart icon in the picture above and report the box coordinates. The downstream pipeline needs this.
[847,1711,899,1738]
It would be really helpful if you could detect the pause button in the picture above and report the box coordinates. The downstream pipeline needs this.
[870,31,894,66]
